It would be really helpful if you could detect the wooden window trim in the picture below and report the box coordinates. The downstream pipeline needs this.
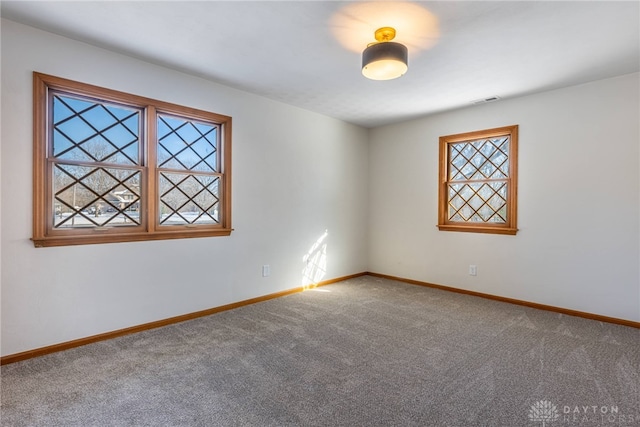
[32,72,232,247]
[437,125,518,235]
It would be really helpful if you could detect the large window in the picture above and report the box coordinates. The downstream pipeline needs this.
[32,73,232,247]
[438,125,518,235]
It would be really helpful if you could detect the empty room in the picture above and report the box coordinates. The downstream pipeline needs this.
[1,1,638,426]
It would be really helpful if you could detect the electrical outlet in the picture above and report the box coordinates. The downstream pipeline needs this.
[469,265,477,276]
[262,265,270,277]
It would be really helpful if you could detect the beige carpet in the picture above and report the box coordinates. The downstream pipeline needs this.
[1,275,639,426]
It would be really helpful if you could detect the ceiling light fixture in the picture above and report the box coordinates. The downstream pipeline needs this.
[362,27,408,81]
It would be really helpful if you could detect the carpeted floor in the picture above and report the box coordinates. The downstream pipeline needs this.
[1,275,639,426]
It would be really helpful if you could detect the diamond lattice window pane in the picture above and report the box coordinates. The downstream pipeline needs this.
[84,168,119,194]
[496,137,509,152]
[491,152,508,178]
[478,205,495,222]
[497,206,507,222]
[54,181,88,210]
[495,182,507,197]
[55,163,91,181]
[52,166,76,190]
[459,163,475,179]
[159,172,220,225]
[470,169,486,180]
[480,141,497,158]
[159,132,188,159]
[446,134,511,224]
[451,169,466,181]
[159,174,190,210]
[447,179,509,223]
[157,145,172,166]
[468,194,483,210]
[478,183,494,200]
[459,184,474,200]
[176,150,200,170]
[479,162,497,178]
[449,146,468,181]
[491,150,508,164]
[498,163,509,178]
[470,213,483,222]
[51,130,77,159]
[160,157,184,170]
[449,183,463,196]
[451,153,466,169]
[190,139,217,172]
[52,95,141,165]
[175,122,200,143]
[471,153,486,168]
[157,115,218,172]
[81,105,118,130]
[448,137,511,181]
[450,195,464,210]
[448,205,462,221]
[55,115,95,144]
[450,144,463,156]
[489,192,507,211]
[53,164,141,228]
[52,97,77,123]
[459,205,473,220]
[460,144,476,159]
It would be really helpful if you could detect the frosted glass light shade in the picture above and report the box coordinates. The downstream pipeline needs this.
[362,42,408,80]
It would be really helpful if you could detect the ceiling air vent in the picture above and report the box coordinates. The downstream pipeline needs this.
[471,96,501,105]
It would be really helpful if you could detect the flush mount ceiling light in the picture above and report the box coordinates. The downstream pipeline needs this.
[362,27,408,81]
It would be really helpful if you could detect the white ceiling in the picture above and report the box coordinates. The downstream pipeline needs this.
[2,1,639,128]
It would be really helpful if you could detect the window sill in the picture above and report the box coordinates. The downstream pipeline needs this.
[437,224,518,235]
[32,228,233,247]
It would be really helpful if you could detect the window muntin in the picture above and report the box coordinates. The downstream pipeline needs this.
[158,172,220,226]
[50,93,144,230]
[156,114,221,226]
[53,165,142,229]
[52,94,141,166]
[33,72,232,247]
[438,125,518,235]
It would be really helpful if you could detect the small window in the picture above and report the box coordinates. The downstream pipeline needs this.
[32,72,232,247]
[438,125,518,235]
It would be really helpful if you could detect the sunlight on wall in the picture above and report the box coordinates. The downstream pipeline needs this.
[301,230,328,290]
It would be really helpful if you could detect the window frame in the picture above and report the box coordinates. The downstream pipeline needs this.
[437,125,518,235]
[32,72,232,247]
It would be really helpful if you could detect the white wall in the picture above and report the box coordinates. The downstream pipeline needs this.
[0,20,370,356]
[2,19,638,359]
[369,72,640,322]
